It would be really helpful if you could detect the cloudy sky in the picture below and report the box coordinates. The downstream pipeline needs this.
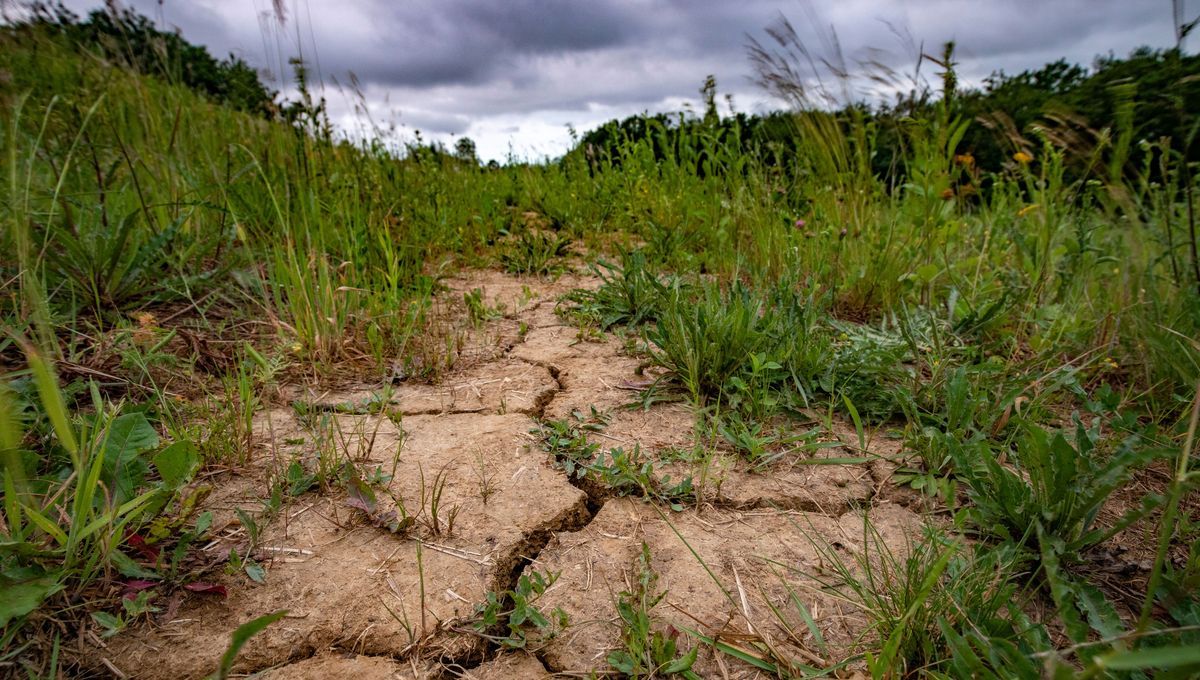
[52,1,1183,162]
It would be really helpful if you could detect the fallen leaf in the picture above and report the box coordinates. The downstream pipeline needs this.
[184,582,229,597]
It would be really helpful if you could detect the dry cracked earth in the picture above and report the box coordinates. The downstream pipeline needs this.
[99,271,928,679]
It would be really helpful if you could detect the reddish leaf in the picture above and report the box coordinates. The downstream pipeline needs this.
[184,582,229,597]
[121,579,159,599]
[345,478,377,513]
[344,494,372,513]
[126,534,160,561]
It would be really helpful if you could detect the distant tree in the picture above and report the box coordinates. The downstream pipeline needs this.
[454,137,478,164]
[957,48,1200,179]
[570,46,1199,190]
[11,1,276,116]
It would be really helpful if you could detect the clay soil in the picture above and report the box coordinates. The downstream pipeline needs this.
[98,270,929,679]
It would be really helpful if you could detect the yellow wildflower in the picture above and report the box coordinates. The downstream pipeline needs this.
[954,153,975,168]
[1013,151,1033,165]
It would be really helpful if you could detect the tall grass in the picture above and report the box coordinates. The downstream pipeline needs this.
[2,12,1199,676]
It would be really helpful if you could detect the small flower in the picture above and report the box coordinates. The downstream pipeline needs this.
[290,342,303,354]
[794,218,806,229]
[954,153,975,168]
[134,312,158,329]
[940,187,955,200]
[1103,357,1119,370]
[1013,151,1033,165]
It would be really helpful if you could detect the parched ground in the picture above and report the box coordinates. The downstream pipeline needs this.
[98,270,929,679]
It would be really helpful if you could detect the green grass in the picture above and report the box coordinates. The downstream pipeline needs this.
[2,13,1200,678]
[797,521,1050,679]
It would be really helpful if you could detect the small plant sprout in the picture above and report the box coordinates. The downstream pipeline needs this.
[473,449,500,504]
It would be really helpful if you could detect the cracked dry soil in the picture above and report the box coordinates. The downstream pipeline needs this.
[102,270,925,679]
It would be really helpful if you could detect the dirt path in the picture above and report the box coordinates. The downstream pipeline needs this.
[103,271,925,679]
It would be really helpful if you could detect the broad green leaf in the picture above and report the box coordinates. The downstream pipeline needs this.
[90,611,124,637]
[110,549,158,579]
[0,576,63,626]
[914,262,941,283]
[1038,526,1089,645]
[103,412,158,504]
[153,441,199,489]
[194,510,213,536]
[662,645,698,673]
[0,540,58,557]
[1,387,29,541]
[1075,582,1123,640]
[244,560,266,583]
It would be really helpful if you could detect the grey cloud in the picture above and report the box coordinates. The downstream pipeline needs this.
[57,0,1180,161]
[270,0,649,88]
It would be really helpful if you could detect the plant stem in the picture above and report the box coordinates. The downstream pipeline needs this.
[1137,380,1200,633]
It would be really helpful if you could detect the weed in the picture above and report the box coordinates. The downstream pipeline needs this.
[90,590,160,639]
[473,449,499,505]
[500,231,572,276]
[5,9,1200,675]
[607,543,700,678]
[213,610,288,679]
[472,570,568,649]
[590,445,695,508]
[344,465,415,536]
[464,287,504,324]
[646,282,781,404]
[943,416,1169,561]
[535,412,693,508]
[565,248,672,330]
[0,343,200,643]
[535,408,610,475]
[821,319,915,422]
[800,520,1051,678]
[717,413,823,469]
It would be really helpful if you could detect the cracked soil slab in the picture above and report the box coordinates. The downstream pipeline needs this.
[102,269,916,679]
[528,498,923,678]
